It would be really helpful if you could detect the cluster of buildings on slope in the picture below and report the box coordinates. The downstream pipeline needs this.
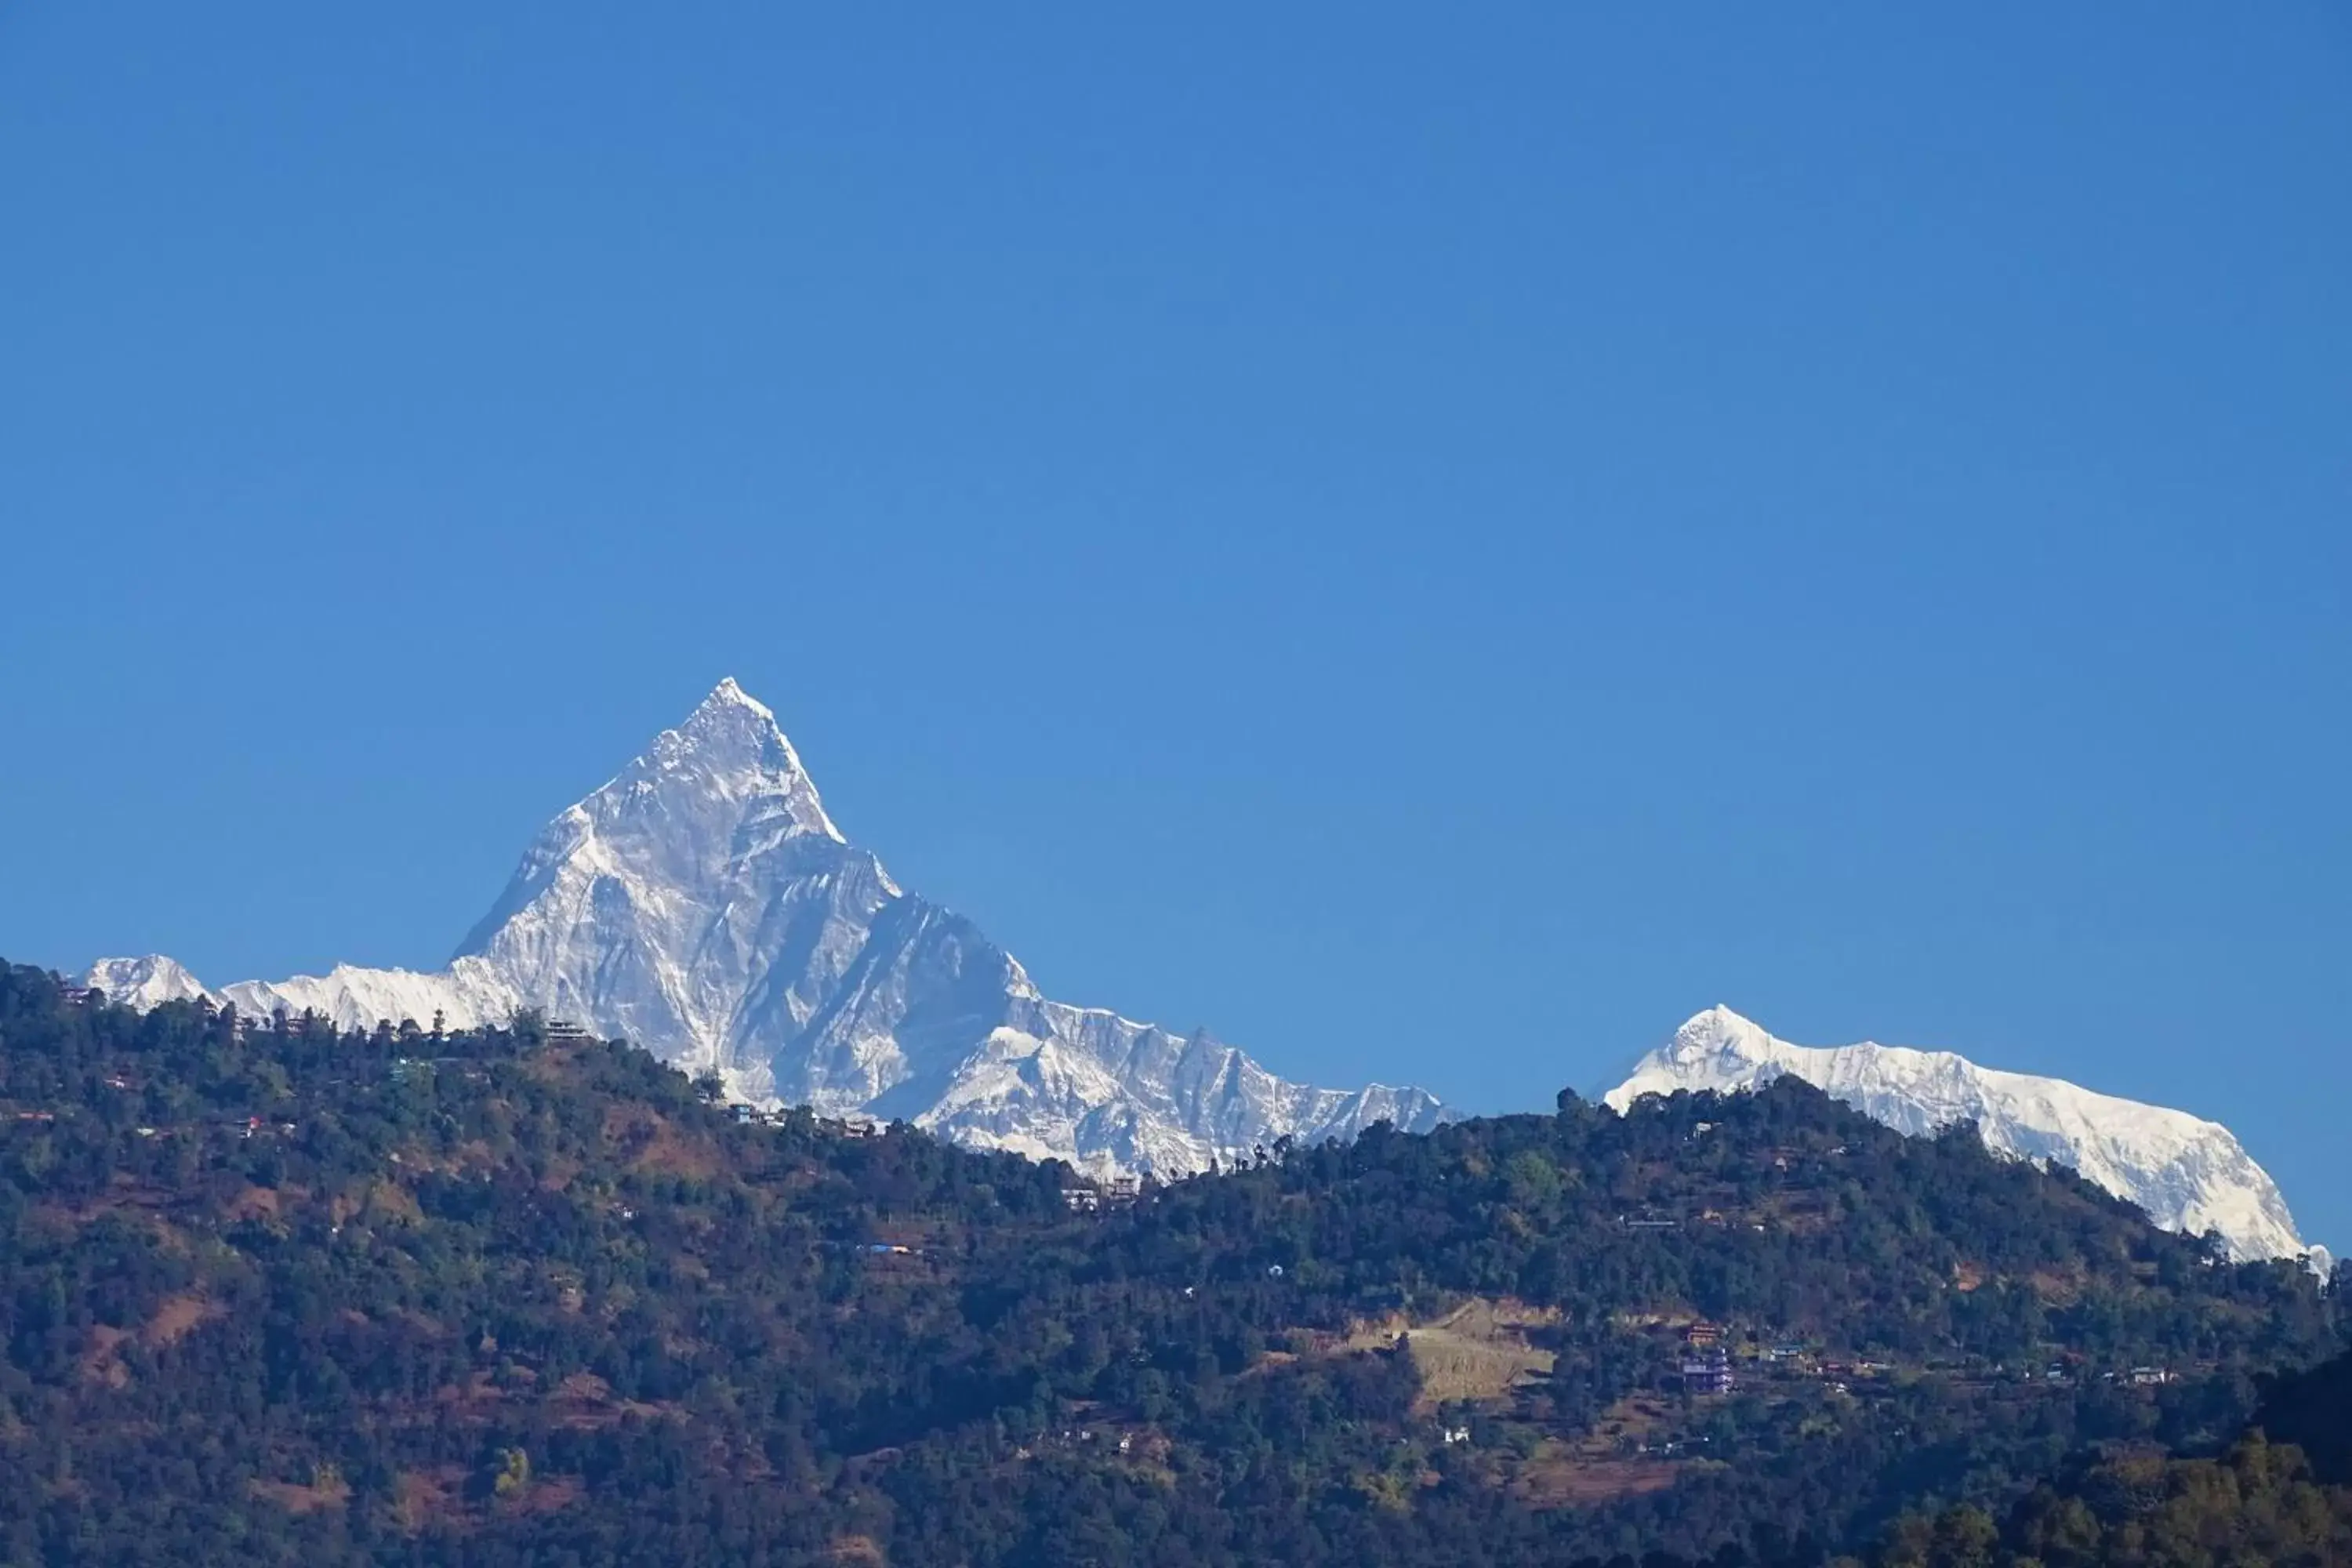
[1657,1319,2180,1400]
[1060,1175,1142,1214]
[1677,1322,1735,1395]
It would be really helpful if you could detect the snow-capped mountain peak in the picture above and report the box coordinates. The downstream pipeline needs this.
[1606,1007,2311,1264]
[619,675,841,839]
[87,681,1446,1177]
[83,954,216,1011]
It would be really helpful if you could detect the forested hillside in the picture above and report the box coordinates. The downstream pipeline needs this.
[1871,1347,2352,1566]
[0,960,2340,1566]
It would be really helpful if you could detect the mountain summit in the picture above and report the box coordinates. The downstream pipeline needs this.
[1606,1006,2312,1263]
[88,681,1447,1174]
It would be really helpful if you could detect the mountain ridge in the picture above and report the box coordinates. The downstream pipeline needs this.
[1606,1004,2313,1264]
[86,681,1449,1175]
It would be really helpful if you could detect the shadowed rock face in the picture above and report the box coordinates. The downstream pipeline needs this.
[89,680,1450,1177]
[1606,1005,2313,1265]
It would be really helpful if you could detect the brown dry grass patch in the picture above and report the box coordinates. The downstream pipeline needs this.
[1508,1443,1682,1508]
[251,1473,352,1515]
[603,1106,719,1179]
[544,1370,684,1430]
[1240,1349,1300,1378]
[503,1473,585,1515]
[1382,1300,1559,1411]
[144,1293,224,1348]
[1586,1392,1674,1446]
[69,1287,220,1388]
[394,1466,468,1533]
[367,1178,425,1225]
[2031,1267,2085,1306]
[78,1326,132,1388]
[1322,1298,1559,1410]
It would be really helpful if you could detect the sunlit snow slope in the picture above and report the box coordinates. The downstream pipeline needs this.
[1606,1006,2312,1263]
[87,681,1446,1177]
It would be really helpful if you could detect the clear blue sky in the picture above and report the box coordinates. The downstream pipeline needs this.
[2,6,2346,1246]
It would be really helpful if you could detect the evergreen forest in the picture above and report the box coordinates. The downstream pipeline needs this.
[0,960,2343,1566]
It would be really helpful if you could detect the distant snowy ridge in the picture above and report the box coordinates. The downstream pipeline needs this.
[1606,1006,2313,1265]
[85,679,1447,1178]
[81,954,215,1013]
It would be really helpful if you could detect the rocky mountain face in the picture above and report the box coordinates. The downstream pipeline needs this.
[85,681,1448,1176]
[1606,1006,2314,1264]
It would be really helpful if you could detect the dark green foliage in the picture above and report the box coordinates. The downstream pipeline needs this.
[0,960,2338,1566]
[2252,1345,2352,1484]
[1873,1354,2352,1566]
